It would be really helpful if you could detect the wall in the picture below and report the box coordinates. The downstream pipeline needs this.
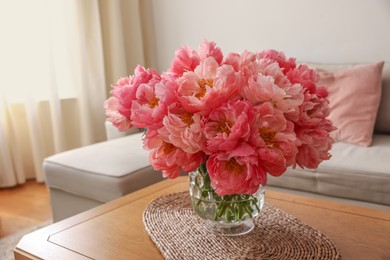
[143,0,390,72]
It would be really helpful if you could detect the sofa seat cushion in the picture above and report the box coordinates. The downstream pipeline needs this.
[44,132,163,203]
[267,134,390,206]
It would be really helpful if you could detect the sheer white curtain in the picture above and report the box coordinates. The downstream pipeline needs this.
[0,0,147,187]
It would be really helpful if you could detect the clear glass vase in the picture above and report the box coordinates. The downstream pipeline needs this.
[189,165,265,236]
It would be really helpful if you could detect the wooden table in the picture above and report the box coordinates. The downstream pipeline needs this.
[14,177,390,260]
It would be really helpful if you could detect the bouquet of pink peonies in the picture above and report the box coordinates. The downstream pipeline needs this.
[104,40,335,197]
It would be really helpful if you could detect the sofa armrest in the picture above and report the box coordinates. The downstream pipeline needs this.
[105,121,141,140]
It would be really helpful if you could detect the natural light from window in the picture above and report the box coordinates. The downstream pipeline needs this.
[0,0,76,103]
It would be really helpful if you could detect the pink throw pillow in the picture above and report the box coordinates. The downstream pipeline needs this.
[317,61,384,147]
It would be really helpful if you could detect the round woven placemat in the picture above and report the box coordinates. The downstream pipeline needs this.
[143,191,342,260]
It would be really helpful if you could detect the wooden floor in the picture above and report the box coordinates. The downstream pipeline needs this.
[0,180,52,238]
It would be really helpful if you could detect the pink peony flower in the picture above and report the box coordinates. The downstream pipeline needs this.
[296,91,331,128]
[315,86,329,98]
[204,100,255,154]
[110,76,134,119]
[257,148,287,177]
[286,64,319,93]
[169,46,200,77]
[105,65,161,130]
[149,148,183,179]
[130,65,161,90]
[198,39,223,65]
[280,83,305,121]
[225,50,293,90]
[177,57,242,115]
[256,59,292,88]
[160,105,205,154]
[295,120,335,169]
[258,49,296,73]
[249,102,298,175]
[223,52,241,72]
[243,74,287,107]
[182,151,207,172]
[206,143,267,196]
[131,79,177,130]
[104,97,132,131]
[145,130,206,178]
[238,74,303,124]
[229,51,259,85]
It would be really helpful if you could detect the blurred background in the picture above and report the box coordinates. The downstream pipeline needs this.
[0,0,389,187]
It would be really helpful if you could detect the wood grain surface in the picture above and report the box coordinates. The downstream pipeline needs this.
[14,177,390,260]
[0,181,51,238]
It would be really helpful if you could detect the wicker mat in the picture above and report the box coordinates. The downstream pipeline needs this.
[143,191,342,260]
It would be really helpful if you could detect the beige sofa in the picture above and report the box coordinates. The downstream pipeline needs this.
[44,62,390,222]
[268,62,390,206]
